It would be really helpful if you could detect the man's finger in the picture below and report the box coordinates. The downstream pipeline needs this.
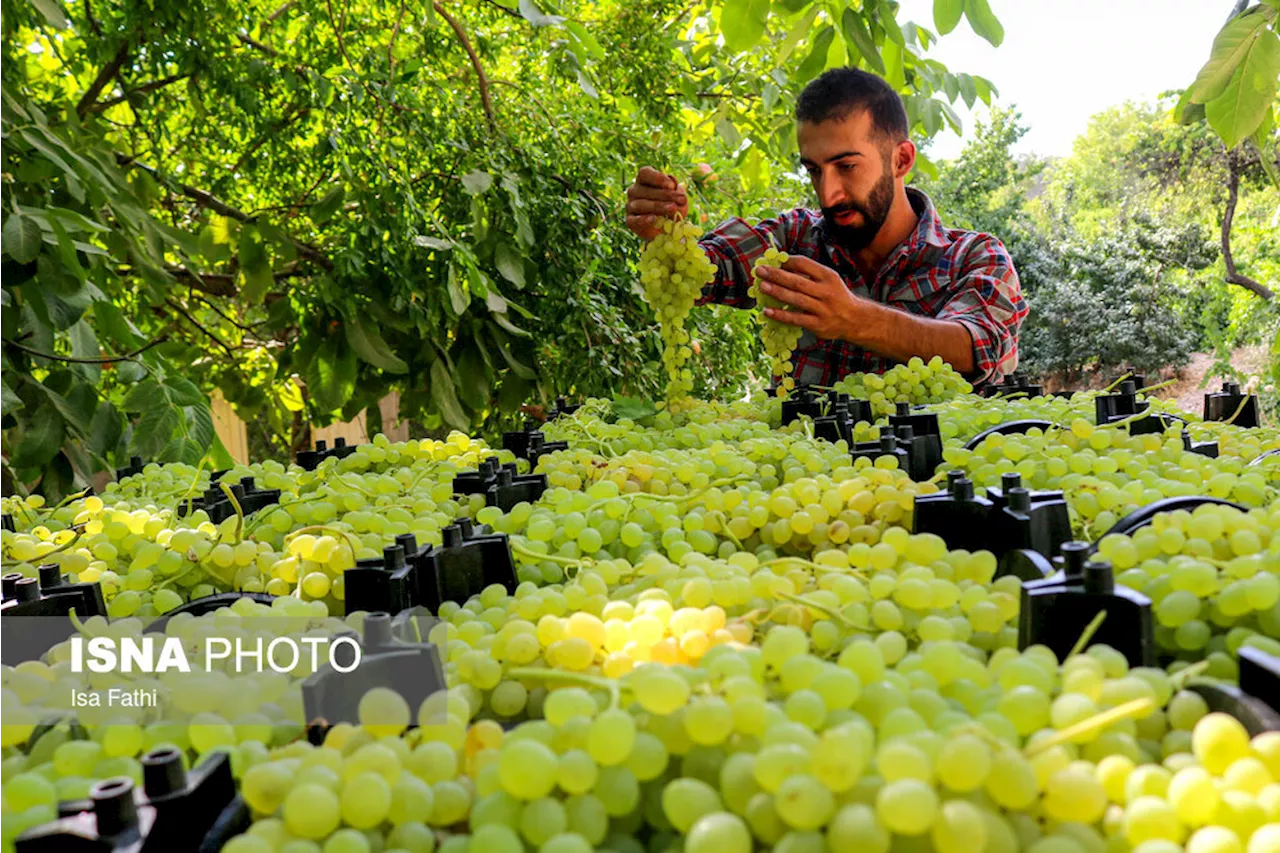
[783,255,837,279]
[627,183,687,204]
[756,265,823,295]
[762,308,820,332]
[627,199,682,216]
[757,281,824,314]
[627,214,657,232]
[637,166,678,189]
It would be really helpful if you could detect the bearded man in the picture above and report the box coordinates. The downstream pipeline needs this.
[624,66,1028,390]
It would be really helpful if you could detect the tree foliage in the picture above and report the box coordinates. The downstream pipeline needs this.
[1,0,1000,497]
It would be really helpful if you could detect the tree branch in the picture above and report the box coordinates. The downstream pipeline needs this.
[162,264,310,296]
[1222,151,1275,300]
[3,335,167,364]
[478,0,522,19]
[265,1,296,24]
[432,1,497,133]
[83,0,103,36]
[164,299,237,357]
[117,154,332,270]
[91,73,191,111]
[236,32,280,57]
[77,41,131,117]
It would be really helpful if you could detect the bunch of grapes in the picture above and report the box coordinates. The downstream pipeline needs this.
[749,247,805,398]
[638,217,718,404]
[834,357,974,417]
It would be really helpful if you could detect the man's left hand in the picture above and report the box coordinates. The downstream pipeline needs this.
[755,256,872,342]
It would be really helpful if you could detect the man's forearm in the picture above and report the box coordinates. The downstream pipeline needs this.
[846,301,976,374]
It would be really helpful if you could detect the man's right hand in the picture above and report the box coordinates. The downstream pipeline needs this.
[625,167,688,242]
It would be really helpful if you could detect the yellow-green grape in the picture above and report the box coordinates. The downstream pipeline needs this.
[638,216,718,405]
[749,247,803,398]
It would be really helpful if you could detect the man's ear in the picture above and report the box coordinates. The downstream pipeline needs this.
[894,140,917,178]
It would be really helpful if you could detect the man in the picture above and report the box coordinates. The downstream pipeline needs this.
[624,67,1028,390]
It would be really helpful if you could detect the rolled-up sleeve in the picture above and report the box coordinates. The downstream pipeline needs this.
[935,234,1028,387]
[696,209,817,307]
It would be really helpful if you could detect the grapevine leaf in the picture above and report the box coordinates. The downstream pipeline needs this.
[1190,5,1276,103]
[1205,29,1280,149]
[3,213,43,263]
[720,0,771,53]
[517,0,564,27]
[933,0,965,35]
[611,394,657,422]
[27,0,69,29]
[461,171,493,195]
[430,358,470,430]
[2,378,24,413]
[68,319,100,383]
[413,234,453,250]
[345,313,409,373]
[309,185,346,224]
[12,403,64,468]
[840,10,884,76]
[964,0,1003,47]
[495,243,526,288]
[86,402,123,458]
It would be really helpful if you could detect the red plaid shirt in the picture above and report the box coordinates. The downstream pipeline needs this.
[696,187,1027,389]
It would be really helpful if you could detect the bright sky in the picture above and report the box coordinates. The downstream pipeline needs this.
[895,0,1234,160]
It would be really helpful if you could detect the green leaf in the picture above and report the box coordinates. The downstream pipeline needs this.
[86,402,123,459]
[716,116,742,149]
[881,32,906,89]
[447,263,469,316]
[455,345,490,411]
[720,0,771,52]
[430,358,470,430]
[134,405,179,459]
[345,313,409,374]
[307,337,358,413]
[309,185,346,224]
[933,0,965,35]
[1173,86,1207,125]
[3,213,43,263]
[776,6,819,67]
[518,0,564,27]
[611,394,657,422]
[1205,29,1280,150]
[494,243,526,288]
[164,375,206,408]
[876,0,904,46]
[964,0,1003,47]
[489,326,536,379]
[797,25,836,84]
[840,10,885,76]
[238,223,272,305]
[123,380,167,413]
[958,73,977,109]
[93,300,144,347]
[413,234,453,250]
[28,0,69,28]
[565,21,605,59]
[1189,5,1276,103]
[461,170,493,195]
[12,403,64,469]
[68,320,100,383]
[1,379,23,413]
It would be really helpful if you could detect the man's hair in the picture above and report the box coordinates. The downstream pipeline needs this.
[794,67,909,143]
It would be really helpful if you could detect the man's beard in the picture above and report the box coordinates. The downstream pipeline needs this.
[821,167,895,252]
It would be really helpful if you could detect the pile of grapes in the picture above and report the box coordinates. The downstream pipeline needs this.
[2,364,1279,853]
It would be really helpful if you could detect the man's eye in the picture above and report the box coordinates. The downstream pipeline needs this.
[839,163,856,172]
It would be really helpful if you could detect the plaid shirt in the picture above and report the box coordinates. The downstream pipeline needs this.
[696,187,1027,389]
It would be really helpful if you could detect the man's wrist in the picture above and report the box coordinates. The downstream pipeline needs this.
[842,298,891,348]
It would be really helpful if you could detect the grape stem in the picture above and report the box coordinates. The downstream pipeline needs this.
[506,667,621,710]
[1222,392,1253,426]
[775,590,872,633]
[219,482,246,545]
[1,524,87,568]
[510,540,594,568]
[1066,609,1107,658]
[1102,372,1133,393]
[1170,660,1211,688]
[760,555,866,581]
[1023,697,1155,757]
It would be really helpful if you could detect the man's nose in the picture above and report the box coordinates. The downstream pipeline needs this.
[816,172,846,209]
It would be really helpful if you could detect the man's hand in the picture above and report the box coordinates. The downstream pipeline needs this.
[625,167,688,242]
[754,255,866,342]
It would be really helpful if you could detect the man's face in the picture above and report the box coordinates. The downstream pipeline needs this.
[797,110,900,251]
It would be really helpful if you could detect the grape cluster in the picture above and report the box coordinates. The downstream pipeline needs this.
[748,247,805,398]
[835,357,974,417]
[638,217,718,405]
[1092,501,1280,668]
